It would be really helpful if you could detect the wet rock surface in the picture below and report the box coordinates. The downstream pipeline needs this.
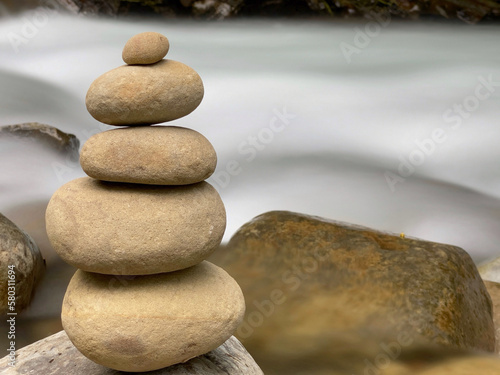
[211,210,496,374]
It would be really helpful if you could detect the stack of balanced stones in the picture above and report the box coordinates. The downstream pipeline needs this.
[45,32,245,372]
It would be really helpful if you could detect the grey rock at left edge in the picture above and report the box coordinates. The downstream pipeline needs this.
[0,213,45,314]
[0,330,264,375]
[0,123,79,159]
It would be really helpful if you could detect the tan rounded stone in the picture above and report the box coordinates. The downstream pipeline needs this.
[122,32,169,65]
[413,356,500,375]
[45,177,225,275]
[80,126,217,185]
[62,262,246,372]
[86,60,204,126]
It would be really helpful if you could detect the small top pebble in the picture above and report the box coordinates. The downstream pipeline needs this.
[122,32,169,65]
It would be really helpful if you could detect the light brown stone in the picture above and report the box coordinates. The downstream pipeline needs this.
[86,60,204,126]
[0,330,263,374]
[483,280,500,354]
[61,262,246,372]
[46,178,225,275]
[122,32,169,65]
[210,210,495,374]
[80,126,217,185]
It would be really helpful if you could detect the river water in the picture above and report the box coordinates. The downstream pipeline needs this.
[0,11,499,264]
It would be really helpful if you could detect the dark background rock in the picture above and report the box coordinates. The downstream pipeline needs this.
[0,213,45,315]
[210,211,495,374]
[50,0,500,22]
[0,330,263,374]
[0,123,79,160]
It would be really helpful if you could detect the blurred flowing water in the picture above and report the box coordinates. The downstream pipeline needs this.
[0,12,499,270]
[1,13,500,263]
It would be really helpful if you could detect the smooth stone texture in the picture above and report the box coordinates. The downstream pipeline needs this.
[0,213,45,314]
[0,330,263,375]
[0,122,79,158]
[46,178,225,275]
[483,280,500,354]
[479,256,500,283]
[122,32,169,65]
[61,262,246,372]
[210,210,495,375]
[86,60,204,126]
[407,356,500,375]
[80,126,217,185]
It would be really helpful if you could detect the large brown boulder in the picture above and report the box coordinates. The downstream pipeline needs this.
[211,211,495,374]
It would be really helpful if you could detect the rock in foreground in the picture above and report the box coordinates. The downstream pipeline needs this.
[211,211,495,374]
[483,280,500,355]
[62,262,245,372]
[122,31,170,65]
[479,257,500,283]
[46,178,225,275]
[0,330,263,374]
[86,60,204,125]
[0,213,45,314]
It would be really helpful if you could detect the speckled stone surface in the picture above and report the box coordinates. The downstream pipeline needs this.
[46,178,226,275]
[80,126,217,185]
[210,210,495,374]
[61,262,245,372]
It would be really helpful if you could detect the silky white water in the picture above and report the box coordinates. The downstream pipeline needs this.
[0,11,499,262]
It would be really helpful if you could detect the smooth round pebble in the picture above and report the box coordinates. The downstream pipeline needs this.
[80,126,217,185]
[45,177,225,275]
[86,60,204,126]
[62,262,246,372]
[122,31,169,65]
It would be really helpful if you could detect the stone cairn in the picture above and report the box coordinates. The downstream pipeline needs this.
[45,32,246,372]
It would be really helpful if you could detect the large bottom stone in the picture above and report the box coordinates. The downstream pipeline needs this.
[62,262,245,372]
[46,178,226,275]
[210,210,495,374]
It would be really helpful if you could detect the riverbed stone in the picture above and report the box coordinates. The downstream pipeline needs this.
[86,60,204,126]
[210,210,495,374]
[122,32,169,65]
[479,256,500,283]
[61,262,245,372]
[80,126,217,185]
[46,178,225,275]
[0,122,79,158]
[483,280,500,354]
[0,213,45,314]
[0,330,263,375]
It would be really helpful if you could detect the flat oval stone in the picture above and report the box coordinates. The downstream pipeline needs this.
[62,262,246,372]
[122,32,169,65]
[80,126,217,185]
[45,177,225,275]
[86,60,204,126]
